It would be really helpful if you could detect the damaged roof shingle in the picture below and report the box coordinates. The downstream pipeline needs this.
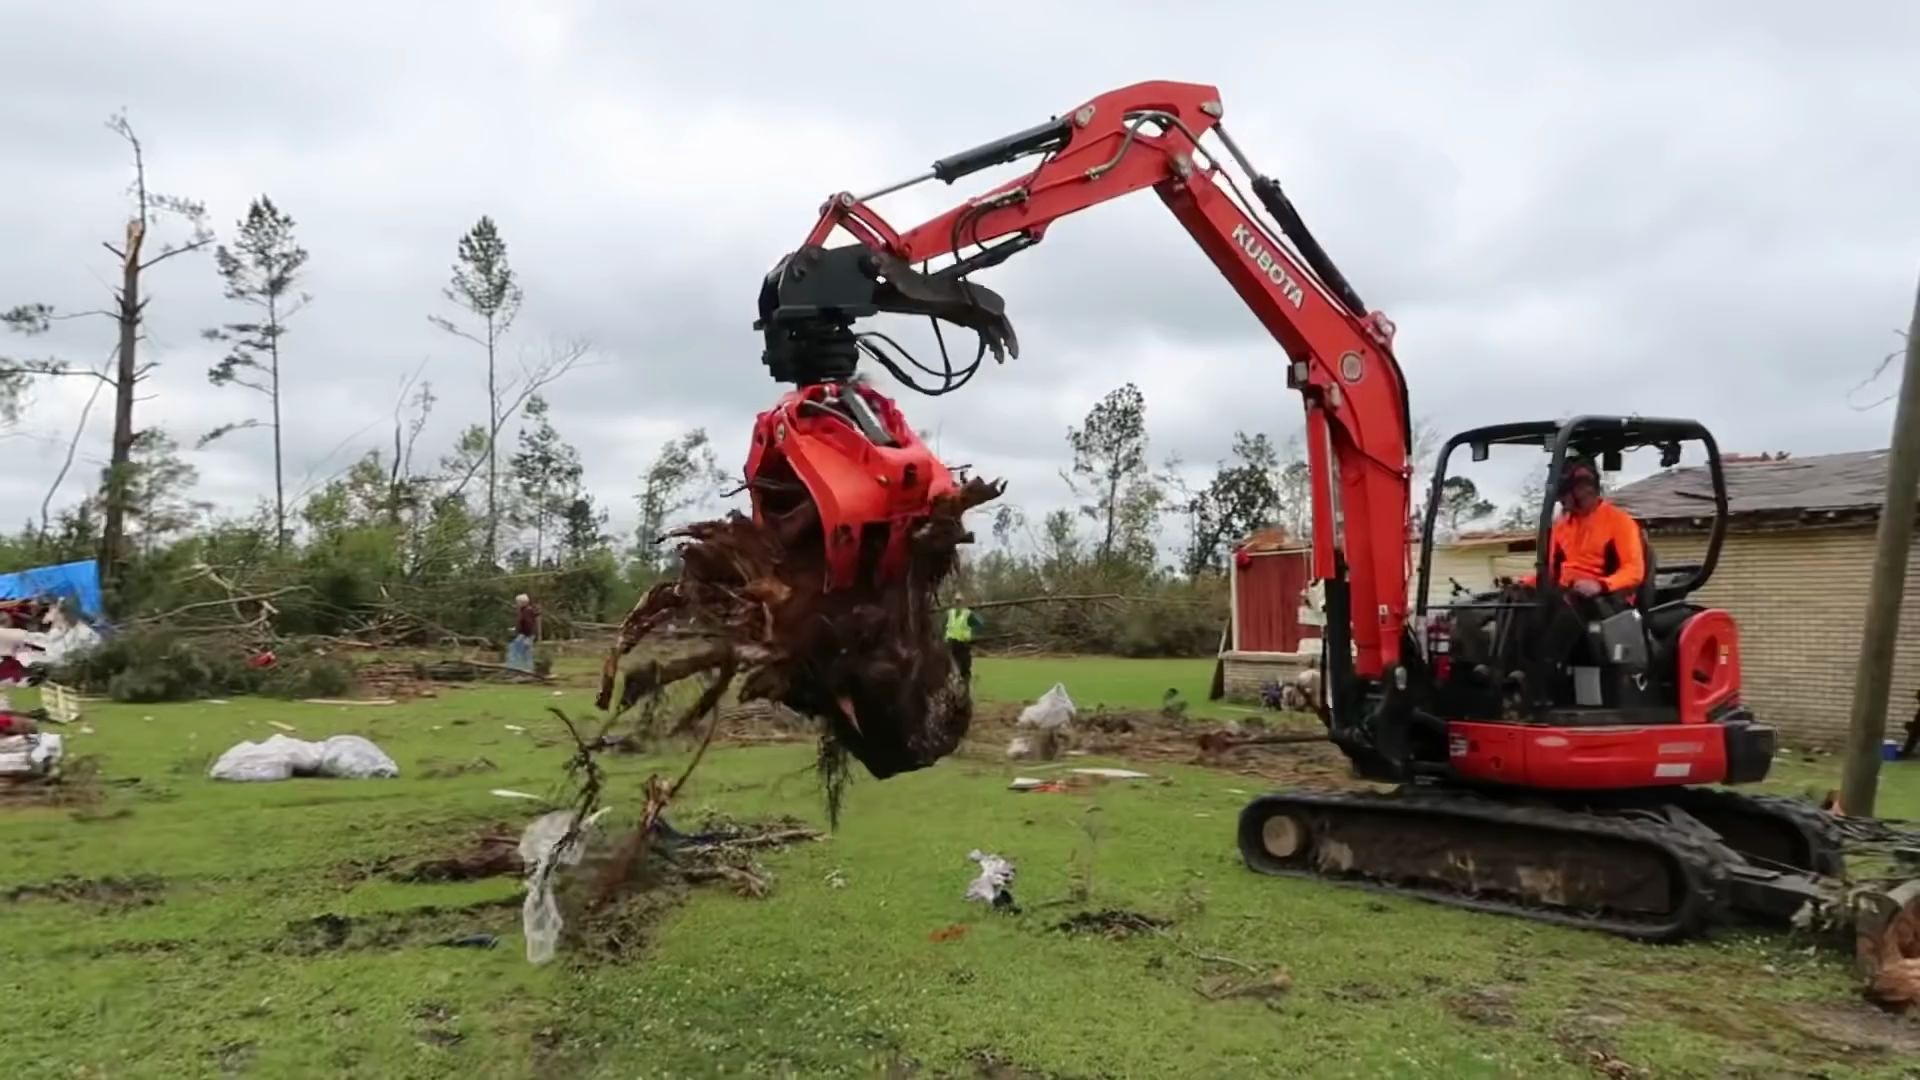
[1612,449,1895,528]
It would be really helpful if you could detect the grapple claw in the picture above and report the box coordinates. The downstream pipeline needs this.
[743,380,957,592]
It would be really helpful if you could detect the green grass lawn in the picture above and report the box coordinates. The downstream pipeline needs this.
[3,656,1917,1079]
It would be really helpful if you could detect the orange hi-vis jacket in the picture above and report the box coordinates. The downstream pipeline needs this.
[1518,498,1647,597]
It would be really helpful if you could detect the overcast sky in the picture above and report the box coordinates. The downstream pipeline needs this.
[3,1,1917,554]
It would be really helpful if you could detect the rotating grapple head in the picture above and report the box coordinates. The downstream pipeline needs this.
[746,244,1017,591]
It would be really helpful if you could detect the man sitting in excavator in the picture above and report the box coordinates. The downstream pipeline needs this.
[1509,456,1648,699]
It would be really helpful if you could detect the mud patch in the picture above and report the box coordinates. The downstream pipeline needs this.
[1554,1021,1646,1079]
[0,754,107,808]
[389,825,524,883]
[412,1001,465,1049]
[1053,908,1171,940]
[1322,981,1399,1004]
[4,873,164,907]
[1445,983,1519,1027]
[277,898,518,955]
[962,1047,1055,1079]
[1785,1002,1920,1055]
[417,756,499,779]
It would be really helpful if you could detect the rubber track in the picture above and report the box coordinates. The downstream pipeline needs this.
[1662,787,1846,877]
[1237,789,1735,942]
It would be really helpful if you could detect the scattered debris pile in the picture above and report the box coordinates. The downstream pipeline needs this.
[359,658,549,699]
[594,475,1004,784]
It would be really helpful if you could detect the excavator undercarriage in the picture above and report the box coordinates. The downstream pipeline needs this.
[1237,786,1860,943]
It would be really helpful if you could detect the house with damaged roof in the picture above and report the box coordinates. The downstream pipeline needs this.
[1606,448,1912,749]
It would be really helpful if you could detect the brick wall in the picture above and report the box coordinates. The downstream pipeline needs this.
[1649,525,1920,749]
[1221,651,1316,702]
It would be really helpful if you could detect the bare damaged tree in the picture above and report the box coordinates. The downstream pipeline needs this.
[201,194,310,550]
[1,112,211,596]
[388,364,434,526]
[430,216,523,564]
[441,336,589,513]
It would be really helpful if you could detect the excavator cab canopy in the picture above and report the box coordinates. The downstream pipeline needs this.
[1415,415,1730,618]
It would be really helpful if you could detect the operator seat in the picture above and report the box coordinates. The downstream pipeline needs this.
[1636,524,1699,702]
[1634,523,1658,611]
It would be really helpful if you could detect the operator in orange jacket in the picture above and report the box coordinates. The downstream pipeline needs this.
[1511,456,1647,697]
[1517,456,1646,600]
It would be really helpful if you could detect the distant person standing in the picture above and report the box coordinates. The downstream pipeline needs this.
[507,593,541,672]
[945,593,983,682]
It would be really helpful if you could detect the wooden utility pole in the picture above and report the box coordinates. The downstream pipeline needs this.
[1840,272,1920,816]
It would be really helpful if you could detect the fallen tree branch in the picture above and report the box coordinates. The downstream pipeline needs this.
[127,586,309,627]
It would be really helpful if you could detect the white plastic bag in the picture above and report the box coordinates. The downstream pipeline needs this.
[1016,683,1076,730]
[519,807,608,965]
[318,735,399,778]
[964,849,1016,906]
[209,736,304,781]
[208,733,396,781]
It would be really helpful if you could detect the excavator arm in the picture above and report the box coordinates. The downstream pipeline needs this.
[749,80,1414,697]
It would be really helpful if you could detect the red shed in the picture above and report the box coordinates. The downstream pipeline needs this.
[1229,528,1319,653]
[1217,528,1321,702]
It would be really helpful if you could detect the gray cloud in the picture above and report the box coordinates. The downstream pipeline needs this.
[2,0,1917,556]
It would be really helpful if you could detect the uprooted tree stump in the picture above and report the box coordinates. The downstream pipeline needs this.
[595,474,1004,789]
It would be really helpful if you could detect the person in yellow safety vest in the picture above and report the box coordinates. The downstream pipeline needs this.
[945,593,984,682]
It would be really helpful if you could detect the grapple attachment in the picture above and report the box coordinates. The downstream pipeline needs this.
[744,380,957,591]
[748,243,1018,591]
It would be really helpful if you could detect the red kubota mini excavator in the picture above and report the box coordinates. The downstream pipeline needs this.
[742,80,1908,943]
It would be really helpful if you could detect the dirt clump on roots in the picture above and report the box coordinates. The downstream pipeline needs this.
[595,474,1004,790]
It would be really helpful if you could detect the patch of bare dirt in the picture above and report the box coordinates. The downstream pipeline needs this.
[0,754,108,809]
[1053,908,1171,940]
[1552,1026,1646,1080]
[388,825,523,883]
[276,899,519,955]
[417,756,499,779]
[1445,984,1519,1027]
[1782,1002,1920,1057]
[3,873,164,907]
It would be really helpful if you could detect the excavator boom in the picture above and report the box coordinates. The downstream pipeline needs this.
[752,79,1412,692]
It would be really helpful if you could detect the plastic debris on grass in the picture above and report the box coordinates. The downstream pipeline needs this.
[965,849,1016,909]
[1017,683,1075,730]
[520,806,610,965]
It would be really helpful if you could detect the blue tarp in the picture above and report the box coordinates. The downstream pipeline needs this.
[0,559,104,622]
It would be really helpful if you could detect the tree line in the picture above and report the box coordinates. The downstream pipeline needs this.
[0,112,737,640]
[0,113,1535,656]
